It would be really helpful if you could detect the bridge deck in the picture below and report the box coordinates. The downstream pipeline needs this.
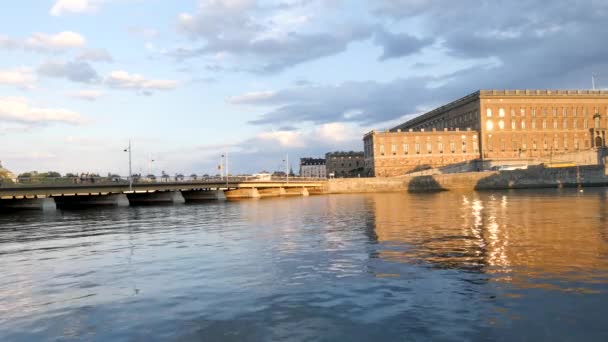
[0,181,327,198]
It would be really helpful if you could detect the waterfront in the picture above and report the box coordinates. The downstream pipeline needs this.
[1,190,608,341]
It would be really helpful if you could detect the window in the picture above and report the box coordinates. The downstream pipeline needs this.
[554,139,559,150]
[532,108,537,117]
[511,108,516,116]
[552,108,557,117]
[520,108,526,116]
[532,120,536,129]
[391,144,397,155]
[563,108,568,117]
[403,144,409,154]
[513,141,519,151]
[426,143,432,154]
[488,136,493,151]
[522,141,527,150]
[415,143,420,154]
[462,141,467,153]
[564,137,569,150]
[563,119,567,129]
[498,120,505,130]
[553,120,558,129]
[499,108,505,117]
[512,120,516,130]
[542,120,547,129]
[542,108,547,117]
[486,120,494,131]
[380,144,385,155]
[521,121,526,129]
[543,139,548,150]
[574,120,578,129]
[438,142,444,153]
[584,119,589,129]
[486,108,493,117]
[450,142,456,153]
[501,140,506,152]
[574,108,578,117]
[575,139,579,150]
[595,115,600,128]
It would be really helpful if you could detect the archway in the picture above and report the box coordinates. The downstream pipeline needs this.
[595,136,604,148]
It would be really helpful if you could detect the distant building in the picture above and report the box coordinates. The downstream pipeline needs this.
[0,160,16,182]
[252,172,272,181]
[299,158,326,178]
[365,89,608,177]
[325,151,364,178]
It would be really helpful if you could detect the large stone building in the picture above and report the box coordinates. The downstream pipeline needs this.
[365,89,608,177]
[325,151,364,178]
[299,158,326,178]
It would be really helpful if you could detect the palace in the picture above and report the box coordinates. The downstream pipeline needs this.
[364,90,608,177]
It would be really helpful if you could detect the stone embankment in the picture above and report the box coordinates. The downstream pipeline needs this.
[326,165,608,193]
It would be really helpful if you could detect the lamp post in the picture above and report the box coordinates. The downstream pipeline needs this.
[124,140,132,192]
[147,154,155,177]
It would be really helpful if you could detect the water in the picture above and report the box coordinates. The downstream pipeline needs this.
[1,189,608,341]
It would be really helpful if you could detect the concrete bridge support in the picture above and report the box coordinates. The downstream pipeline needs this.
[284,187,310,196]
[225,188,261,200]
[258,187,287,198]
[127,191,185,205]
[182,189,226,201]
[54,194,129,208]
[0,197,57,211]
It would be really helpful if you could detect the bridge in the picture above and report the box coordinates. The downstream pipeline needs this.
[0,177,327,211]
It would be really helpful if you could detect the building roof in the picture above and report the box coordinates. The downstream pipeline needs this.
[300,158,326,165]
[392,89,608,131]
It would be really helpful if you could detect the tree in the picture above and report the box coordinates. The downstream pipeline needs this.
[190,173,198,180]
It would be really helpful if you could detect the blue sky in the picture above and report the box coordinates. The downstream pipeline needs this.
[1,0,607,176]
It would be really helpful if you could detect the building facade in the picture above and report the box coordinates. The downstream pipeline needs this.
[299,158,326,178]
[325,151,364,178]
[365,90,608,177]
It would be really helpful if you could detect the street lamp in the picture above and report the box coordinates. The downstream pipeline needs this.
[147,153,155,178]
[124,140,132,191]
[282,153,289,183]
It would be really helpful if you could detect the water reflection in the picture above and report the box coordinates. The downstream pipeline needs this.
[369,189,608,290]
[1,191,608,341]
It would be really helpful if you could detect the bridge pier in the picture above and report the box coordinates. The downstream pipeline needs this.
[127,191,185,205]
[283,187,310,196]
[181,189,226,201]
[225,188,261,200]
[54,194,129,208]
[0,197,57,211]
[258,187,287,198]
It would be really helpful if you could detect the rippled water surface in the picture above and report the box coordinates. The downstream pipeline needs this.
[2,189,608,341]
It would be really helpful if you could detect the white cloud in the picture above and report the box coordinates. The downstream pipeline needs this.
[50,0,99,16]
[0,97,84,125]
[0,35,18,49]
[228,91,276,104]
[257,130,305,148]
[76,48,113,62]
[105,70,178,91]
[68,90,104,101]
[24,31,86,51]
[0,68,36,88]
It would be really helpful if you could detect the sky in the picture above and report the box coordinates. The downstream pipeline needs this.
[1,0,607,176]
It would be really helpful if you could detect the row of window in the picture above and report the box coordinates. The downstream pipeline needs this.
[486,118,599,131]
[486,138,590,152]
[378,141,479,155]
[487,107,607,118]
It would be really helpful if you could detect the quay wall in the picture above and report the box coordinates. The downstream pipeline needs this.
[326,165,608,193]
